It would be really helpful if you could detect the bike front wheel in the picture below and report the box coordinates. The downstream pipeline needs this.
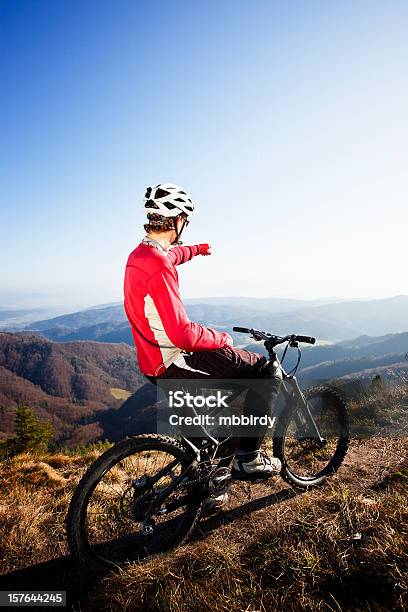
[273,386,349,488]
[66,435,202,568]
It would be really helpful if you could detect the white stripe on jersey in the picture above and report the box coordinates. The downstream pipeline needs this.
[144,294,182,369]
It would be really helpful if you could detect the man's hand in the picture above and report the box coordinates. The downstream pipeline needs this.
[223,333,234,347]
[197,243,212,256]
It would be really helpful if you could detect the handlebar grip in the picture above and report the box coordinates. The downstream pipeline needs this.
[296,335,316,344]
[233,326,251,333]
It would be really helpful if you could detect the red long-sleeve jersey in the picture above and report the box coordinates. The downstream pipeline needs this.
[124,239,231,376]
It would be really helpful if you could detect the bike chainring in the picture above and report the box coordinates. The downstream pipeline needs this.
[208,466,232,495]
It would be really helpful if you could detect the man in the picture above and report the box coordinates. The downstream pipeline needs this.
[124,183,282,488]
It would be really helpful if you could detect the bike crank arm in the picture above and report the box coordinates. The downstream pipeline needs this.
[156,489,209,515]
[146,460,200,514]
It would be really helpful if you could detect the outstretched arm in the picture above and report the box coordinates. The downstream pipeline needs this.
[168,243,212,266]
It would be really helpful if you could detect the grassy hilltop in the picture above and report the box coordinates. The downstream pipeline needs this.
[0,387,407,611]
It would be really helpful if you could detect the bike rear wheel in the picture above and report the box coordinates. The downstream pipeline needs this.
[66,435,202,568]
[273,386,349,488]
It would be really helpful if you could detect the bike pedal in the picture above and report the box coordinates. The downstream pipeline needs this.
[202,491,229,515]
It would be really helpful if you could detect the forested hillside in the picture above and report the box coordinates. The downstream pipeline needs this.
[0,333,145,447]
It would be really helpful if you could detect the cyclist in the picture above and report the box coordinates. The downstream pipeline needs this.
[124,183,283,497]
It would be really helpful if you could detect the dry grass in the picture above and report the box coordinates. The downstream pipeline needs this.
[90,469,408,612]
[348,383,408,436]
[0,450,99,573]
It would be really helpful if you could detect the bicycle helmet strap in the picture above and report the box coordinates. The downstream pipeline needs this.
[172,216,188,245]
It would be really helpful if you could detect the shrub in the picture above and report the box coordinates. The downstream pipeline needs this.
[1,405,52,458]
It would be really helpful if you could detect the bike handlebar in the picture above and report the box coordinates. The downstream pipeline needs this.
[295,335,316,345]
[232,327,316,345]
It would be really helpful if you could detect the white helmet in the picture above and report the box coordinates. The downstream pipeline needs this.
[144,183,198,218]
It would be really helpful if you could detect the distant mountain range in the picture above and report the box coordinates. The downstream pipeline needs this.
[2,294,408,388]
[4,294,408,345]
[184,296,346,310]
[0,307,71,330]
[246,331,408,384]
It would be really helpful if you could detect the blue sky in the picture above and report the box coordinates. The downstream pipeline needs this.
[1,0,407,309]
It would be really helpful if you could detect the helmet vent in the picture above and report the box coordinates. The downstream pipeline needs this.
[145,200,159,209]
[155,188,171,199]
[164,201,177,210]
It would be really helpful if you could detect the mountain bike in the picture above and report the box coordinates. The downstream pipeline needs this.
[67,327,349,568]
